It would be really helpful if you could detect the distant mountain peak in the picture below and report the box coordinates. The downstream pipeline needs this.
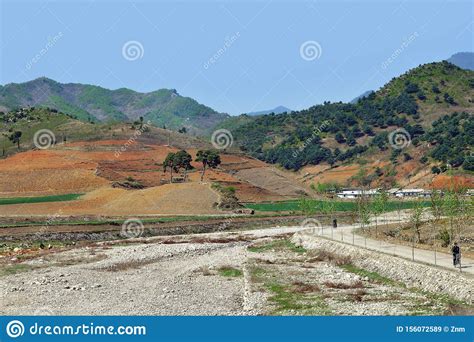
[447,52,474,71]
[350,90,374,104]
[246,105,292,116]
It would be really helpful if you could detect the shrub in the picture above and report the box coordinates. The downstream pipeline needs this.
[437,229,451,247]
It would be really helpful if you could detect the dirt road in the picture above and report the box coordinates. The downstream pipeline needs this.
[306,212,474,275]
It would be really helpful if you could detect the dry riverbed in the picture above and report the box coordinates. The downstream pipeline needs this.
[0,227,471,315]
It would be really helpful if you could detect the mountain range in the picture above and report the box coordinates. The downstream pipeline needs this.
[1,54,473,188]
[0,77,228,134]
[246,106,292,116]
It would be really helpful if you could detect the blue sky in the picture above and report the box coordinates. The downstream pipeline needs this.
[1,0,472,115]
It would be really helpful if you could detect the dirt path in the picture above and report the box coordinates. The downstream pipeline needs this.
[301,212,474,276]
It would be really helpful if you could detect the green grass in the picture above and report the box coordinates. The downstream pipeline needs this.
[267,283,318,313]
[407,289,470,315]
[245,199,430,213]
[340,264,403,287]
[248,239,307,254]
[0,193,83,206]
[0,264,35,277]
[218,266,243,277]
[249,266,330,315]
[340,263,473,315]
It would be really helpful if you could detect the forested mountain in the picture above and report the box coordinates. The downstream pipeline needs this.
[229,62,474,178]
[0,77,228,134]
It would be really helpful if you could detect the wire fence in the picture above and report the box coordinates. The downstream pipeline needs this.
[309,220,466,273]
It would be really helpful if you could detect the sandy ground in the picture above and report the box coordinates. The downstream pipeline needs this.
[0,183,221,216]
[235,166,310,199]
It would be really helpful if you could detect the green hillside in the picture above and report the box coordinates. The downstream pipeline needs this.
[0,107,99,155]
[226,62,474,175]
[0,78,228,134]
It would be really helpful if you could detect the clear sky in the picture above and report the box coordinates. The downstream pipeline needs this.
[1,0,472,115]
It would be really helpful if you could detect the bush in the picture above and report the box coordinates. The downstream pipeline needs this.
[437,229,451,247]
[463,156,474,171]
[431,166,441,174]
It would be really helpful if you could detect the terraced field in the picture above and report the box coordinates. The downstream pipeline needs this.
[0,139,310,217]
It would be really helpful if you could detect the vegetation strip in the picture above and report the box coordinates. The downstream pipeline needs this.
[0,193,83,206]
[245,199,430,212]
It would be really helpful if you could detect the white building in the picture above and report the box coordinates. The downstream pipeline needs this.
[393,189,431,198]
[336,189,379,199]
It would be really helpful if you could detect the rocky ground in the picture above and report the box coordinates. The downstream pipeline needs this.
[1,226,472,316]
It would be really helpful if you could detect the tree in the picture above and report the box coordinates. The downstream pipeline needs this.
[298,197,317,216]
[431,166,441,174]
[373,189,389,235]
[163,152,177,183]
[356,193,372,247]
[9,131,22,149]
[320,199,336,226]
[463,156,474,171]
[195,150,221,181]
[443,188,461,244]
[173,150,193,181]
[410,199,424,259]
[335,132,345,144]
[430,191,444,262]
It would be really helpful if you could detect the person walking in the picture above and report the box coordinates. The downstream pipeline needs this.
[452,242,461,267]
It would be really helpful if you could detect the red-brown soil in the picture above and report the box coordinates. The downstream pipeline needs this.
[0,139,310,216]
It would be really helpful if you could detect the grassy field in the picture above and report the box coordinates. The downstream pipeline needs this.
[245,199,430,212]
[0,193,83,206]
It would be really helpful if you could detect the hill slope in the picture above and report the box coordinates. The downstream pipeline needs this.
[0,77,228,134]
[0,107,311,211]
[228,61,474,188]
